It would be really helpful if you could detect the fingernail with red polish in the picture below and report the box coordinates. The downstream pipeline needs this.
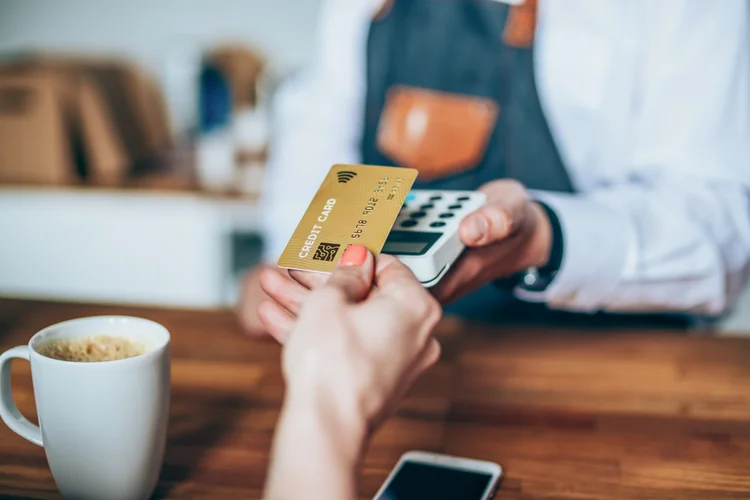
[339,244,367,267]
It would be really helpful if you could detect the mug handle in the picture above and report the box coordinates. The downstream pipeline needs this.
[0,346,43,446]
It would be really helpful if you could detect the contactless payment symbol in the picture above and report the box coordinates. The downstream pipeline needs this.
[337,170,357,183]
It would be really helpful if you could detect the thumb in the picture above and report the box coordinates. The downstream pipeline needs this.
[325,244,375,303]
[459,181,529,247]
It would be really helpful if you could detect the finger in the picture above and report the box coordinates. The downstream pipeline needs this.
[431,242,525,304]
[460,180,529,247]
[235,266,273,337]
[257,299,295,344]
[430,250,484,304]
[373,254,425,293]
[370,255,441,328]
[288,269,330,290]
[479,178,527,204]
[322,244,375,303]
[259,267,310,315]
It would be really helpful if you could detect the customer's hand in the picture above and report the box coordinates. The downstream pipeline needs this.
[264,245,442,500]
[273,244,442,429]
[236,265,279,337]
[431,179,552,303]
[258,265,329,344]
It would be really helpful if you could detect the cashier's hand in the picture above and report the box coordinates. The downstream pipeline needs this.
[268,245,442,429]
[431,179,552,304]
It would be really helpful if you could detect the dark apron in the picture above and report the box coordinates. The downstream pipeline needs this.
[360,0,689,328]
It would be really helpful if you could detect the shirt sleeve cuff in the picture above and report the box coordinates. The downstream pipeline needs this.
[514,190,636,311]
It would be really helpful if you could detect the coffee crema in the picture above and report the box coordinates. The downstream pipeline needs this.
[37,335,145,362]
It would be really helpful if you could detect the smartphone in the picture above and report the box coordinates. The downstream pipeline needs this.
[374,451,503,500]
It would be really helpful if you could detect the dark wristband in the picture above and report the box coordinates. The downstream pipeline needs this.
[495,200,564,292]
[536,201,564,277]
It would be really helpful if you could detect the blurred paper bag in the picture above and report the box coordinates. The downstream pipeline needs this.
[0,55,172,186]
[0,73,74,184]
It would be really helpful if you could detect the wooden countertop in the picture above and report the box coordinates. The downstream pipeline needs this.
[1,299,749,499]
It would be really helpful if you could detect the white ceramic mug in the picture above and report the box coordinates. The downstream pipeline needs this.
[0,316,170,500]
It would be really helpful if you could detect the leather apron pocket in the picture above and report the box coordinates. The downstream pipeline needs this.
[376,85,498,181]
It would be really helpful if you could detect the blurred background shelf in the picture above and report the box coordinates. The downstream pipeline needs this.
[0,184,263,309]
[0,0,292,310]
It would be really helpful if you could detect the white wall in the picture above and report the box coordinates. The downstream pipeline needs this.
[0,187,264,308]
[0,0,321,75]
[0,0,323,132]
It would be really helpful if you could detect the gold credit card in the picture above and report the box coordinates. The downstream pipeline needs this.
[277,164,418,273]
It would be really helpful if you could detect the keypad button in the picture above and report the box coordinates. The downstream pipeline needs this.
[401,219,418,228]
[439,212,455,219]
[457,196,470,201]
[420,203,434,210]
[448,204,462,210]
[410,211,427,219]
[429,195,442,201]
[405,193,416,202]
[430,221,446,228]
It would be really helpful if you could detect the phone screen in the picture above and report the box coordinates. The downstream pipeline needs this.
[376,461,494,500]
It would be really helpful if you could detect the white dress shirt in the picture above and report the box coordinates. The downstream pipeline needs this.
[261,0,750,316]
